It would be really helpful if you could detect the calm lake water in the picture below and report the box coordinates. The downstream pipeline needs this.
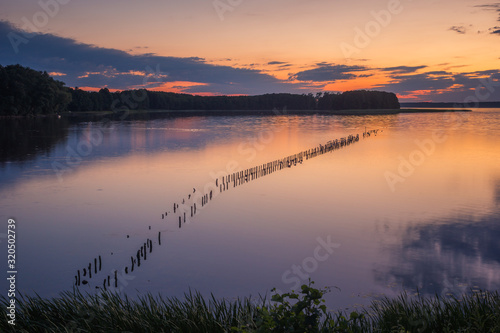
[1,108,499,311]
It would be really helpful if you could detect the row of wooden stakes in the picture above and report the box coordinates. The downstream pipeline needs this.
[167,133,364,229]
[74,129,379,290]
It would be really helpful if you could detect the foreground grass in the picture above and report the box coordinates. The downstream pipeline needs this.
[1,285,499,332]
[0,290,257,333]
[368,290,500,332]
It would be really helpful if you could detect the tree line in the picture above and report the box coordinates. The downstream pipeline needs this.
[317,91,400,110]
[0,64,400,116]
[68,89,399,113]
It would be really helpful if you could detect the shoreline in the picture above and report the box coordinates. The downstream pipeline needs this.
[59,108,471,118]
[61,108,471,117]
[0,108,472,120]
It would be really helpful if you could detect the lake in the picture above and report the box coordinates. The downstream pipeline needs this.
[1,108,499,311]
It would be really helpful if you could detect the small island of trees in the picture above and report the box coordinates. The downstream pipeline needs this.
[0,64,400,116]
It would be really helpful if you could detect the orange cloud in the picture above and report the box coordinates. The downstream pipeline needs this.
[401,83,469,100]
[147,81,208,94]
[323,74,390,92]
[49,72,66,77]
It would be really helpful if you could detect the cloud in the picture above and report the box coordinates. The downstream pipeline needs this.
[380,66,427,74]
[490,26,500,34]
[0,20,303,95]
[449,25,467,34]
[474,2,500,20]
[474,3,500,34]
[380,73,454,94]
[290,64,367,82]
[376,69,500,101]
[267,61,292,69]
[1,20,499,101]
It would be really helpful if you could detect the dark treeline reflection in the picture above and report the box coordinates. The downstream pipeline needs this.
[0,115,214,192]
[0,117,69,164]
[374,211,500,297]
[0,112,220,165]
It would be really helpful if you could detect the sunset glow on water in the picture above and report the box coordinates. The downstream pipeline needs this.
[1,109,498,310]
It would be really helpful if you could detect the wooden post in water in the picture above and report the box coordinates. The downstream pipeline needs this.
[114,270,118,288]
[158,232,161,246]
[99,255,102,271]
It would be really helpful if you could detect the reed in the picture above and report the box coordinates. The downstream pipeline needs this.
[1,287,499,332]
[366,290,500,332]
[0,289,257,333]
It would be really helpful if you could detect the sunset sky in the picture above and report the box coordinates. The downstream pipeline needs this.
[1,0,499,101]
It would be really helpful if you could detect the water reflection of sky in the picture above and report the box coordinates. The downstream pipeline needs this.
[373,211,500,298]
[0,109,499,310]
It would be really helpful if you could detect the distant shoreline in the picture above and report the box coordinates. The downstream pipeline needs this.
[0,108,472,120]
[60,108,471,117]
[401,101,500,108]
